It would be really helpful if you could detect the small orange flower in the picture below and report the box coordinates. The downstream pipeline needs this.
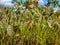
[27,20,33,25]
[29,4,35,9]
[14,2,17,6]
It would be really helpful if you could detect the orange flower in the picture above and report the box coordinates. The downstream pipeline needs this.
[14,2,17,6]
[29,4,35,9]
[26,20,33,25]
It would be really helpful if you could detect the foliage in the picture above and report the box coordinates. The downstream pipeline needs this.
[0,0,60,45]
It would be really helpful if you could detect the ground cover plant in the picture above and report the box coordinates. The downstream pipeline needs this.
[0,0,60,45]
